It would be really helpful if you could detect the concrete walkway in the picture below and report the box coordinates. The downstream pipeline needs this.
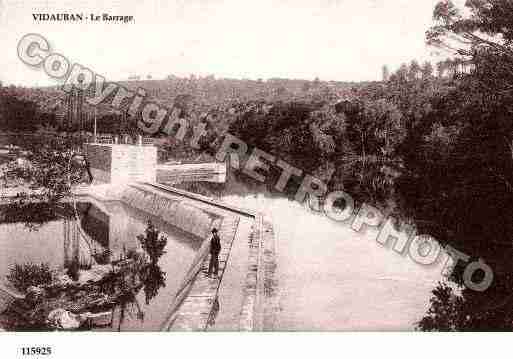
[163,215,240,331]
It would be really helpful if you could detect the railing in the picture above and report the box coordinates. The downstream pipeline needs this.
[90,135,155,146]
[142,137,154,146]
[96,135,114,144]
[159,232,212,331]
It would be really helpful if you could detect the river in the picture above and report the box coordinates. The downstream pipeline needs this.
[218,192,445,331]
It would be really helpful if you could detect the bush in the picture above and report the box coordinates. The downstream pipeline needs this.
[6,263,54,292]
[137,221,167,263]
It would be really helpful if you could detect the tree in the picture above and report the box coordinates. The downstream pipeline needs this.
[436,61,445,78]
[275,86,287,96]
[395,63,409,83]
[2,128,87,203]
[359,99,405,157]
[408,0,513,331]
[301,81,311,92]
[382,65,390,82]
[421,61,434,79]
[408,60,422,81]
[444,58,457,77]
[341,98,406,202]
[426,0,513,58]
[0,87,40,132]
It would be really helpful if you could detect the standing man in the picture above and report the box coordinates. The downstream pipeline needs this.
[208,228,221,278]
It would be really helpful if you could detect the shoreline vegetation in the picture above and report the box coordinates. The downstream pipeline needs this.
[0,222,168,331]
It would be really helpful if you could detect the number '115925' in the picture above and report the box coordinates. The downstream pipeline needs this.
[21,347,52,356]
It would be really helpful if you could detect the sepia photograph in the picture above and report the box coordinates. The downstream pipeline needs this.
[0,0,512,355]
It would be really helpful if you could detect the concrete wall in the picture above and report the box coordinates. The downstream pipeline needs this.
[157,163,226,184]
[111,145,157,183]
[84,144,112,183]
[84,143,157,184]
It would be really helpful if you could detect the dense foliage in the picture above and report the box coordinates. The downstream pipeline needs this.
[412,0,513,331]
[1,128,88,202]
[6,263,54,293]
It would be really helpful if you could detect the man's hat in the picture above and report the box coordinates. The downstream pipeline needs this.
[211,228,218,233]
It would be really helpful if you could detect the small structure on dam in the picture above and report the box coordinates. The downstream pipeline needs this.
[84,142,158,184]
[83,140,226,185]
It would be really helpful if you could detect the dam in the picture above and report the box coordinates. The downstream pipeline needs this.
[0,139,446,331]
[0,142,277,331]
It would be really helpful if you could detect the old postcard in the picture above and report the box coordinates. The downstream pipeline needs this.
[0,0,512,357]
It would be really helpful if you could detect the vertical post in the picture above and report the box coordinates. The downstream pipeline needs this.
[93,108,97,143]
[65,90,73,148]
[63,218,70,268]
[78,88,83,150]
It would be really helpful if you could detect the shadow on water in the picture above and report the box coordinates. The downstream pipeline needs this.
[0,198,74,232]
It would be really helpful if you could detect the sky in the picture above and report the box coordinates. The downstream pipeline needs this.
[0,0,447,87]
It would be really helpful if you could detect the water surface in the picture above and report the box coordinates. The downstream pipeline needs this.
[0,198,201,331]
[219,193,444,331]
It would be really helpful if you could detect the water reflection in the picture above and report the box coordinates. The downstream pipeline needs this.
[115,294,145,331]
[85,220,169,329]
[141,264,166,306]
[0,197,71,231]
[136,221,167,306]
[78,220,169,329]
[207,297,220,327]
[1,220,168,331]
[0,197,199,331]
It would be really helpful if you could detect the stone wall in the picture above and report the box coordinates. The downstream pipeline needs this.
[261,216,279,330]
[239,214,278,331]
